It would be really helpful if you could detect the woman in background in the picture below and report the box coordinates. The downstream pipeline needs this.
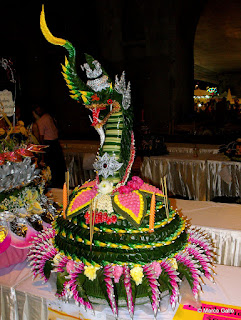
[28,110,40,144]
[33,103,66,188]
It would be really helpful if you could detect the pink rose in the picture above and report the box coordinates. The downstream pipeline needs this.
[66,260,75,274]
[113,265,123,283]
[132,176,144,187]
[151,261,162,278]
[127,180,140,190]
[118,185,132,194]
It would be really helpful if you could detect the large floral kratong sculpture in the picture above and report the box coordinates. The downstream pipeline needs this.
[28,6,216,319]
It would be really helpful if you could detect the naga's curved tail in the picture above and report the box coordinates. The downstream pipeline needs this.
[40,5,67,47]
[40,5,88,100]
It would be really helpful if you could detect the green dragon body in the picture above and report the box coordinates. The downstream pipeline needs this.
[40,6,133,186]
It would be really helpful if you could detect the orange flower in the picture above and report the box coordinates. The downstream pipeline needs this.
[91,94,100,101]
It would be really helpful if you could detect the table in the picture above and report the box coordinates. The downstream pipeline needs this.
[170,198,241,267]
[1,190,241,319]
[140,153,241,201]
[166,143,220,154]
[0,261,240,320]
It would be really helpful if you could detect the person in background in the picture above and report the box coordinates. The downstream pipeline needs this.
[215,97,227,129]
[33,103,66,188]
[28,110,40,144]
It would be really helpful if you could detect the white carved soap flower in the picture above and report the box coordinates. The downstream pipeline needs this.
[93,152,123,179]
[98,180,113,195]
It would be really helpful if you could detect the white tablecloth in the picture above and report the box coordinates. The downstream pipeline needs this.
[141,153,241,201]
[207,159,241,200]
[0,261,241,320]
[170,198,241,266]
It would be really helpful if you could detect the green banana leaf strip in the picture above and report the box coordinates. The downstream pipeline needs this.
[177,263,194,290]
[76,273,91,303]
[43,260,53,280]
[142,276,153,305]
[97,268,113,309]
[130,278,136,306]
[158,270,174,295]
[60,215,163,244]
[56,271,68,295]
[54,231,188,265]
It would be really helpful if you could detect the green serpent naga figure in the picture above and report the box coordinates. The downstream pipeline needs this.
[28,6,216,320]
[40,5,133,187]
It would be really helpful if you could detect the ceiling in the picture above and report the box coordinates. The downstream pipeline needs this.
[194,0,241,82]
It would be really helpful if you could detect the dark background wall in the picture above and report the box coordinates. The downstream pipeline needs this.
[0,0,205,139]
[194,0,241,96]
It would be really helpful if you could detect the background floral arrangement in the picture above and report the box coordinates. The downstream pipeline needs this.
[0,135,57,254]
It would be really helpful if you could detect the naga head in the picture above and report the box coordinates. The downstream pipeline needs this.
[40,6,131,147]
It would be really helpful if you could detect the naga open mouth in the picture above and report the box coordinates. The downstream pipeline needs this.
[88,106,107,148]
[87,105,107,128]
[91,108,102,127]
[87,101,120,148]
[88,101,120,128]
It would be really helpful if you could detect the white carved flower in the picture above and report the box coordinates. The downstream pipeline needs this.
[93,152,123,179]
[98,180,113,195]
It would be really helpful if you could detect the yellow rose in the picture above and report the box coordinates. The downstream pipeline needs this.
[130,266,144,286]
[84,265,100,281]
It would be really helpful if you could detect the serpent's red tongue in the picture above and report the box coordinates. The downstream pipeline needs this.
[91,108,100,126]
[92,107,105,127]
